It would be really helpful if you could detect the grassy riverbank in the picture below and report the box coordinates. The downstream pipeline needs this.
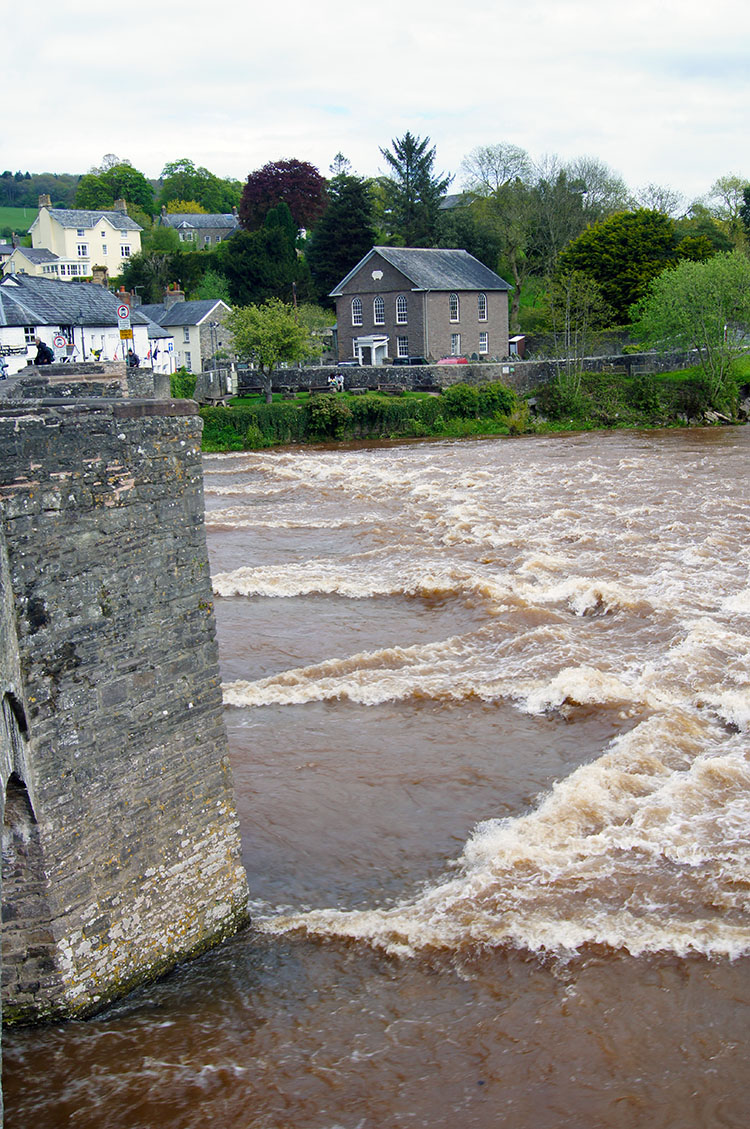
[195,365,750,452]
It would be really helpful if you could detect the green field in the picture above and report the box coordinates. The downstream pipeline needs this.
[0,206,35,235]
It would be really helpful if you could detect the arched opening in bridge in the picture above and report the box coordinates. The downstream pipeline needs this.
[2,696,57,1016]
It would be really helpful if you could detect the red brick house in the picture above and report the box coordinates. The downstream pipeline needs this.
[331,246,511,364]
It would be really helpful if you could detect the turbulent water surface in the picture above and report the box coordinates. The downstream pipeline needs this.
[5,428,750,1128]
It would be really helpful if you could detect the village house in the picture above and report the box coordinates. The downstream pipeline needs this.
[138,290,233,373]
[157,206,239,247]
[0,274,156,374]
[2,195,143,281]
[331,246,512,365]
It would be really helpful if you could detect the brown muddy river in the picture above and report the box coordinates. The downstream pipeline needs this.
[5,428,750,1128]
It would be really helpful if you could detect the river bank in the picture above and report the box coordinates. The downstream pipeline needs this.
[197,364,750,452]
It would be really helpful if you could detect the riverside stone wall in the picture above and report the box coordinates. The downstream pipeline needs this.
[250,350,697,398]
[0,398,249,1025]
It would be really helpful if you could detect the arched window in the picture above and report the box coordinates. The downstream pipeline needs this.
[373,296,385,325]
[396,295,408,324]
[449,293,460,322]
[351,297,362,326]
[477,293,487,321]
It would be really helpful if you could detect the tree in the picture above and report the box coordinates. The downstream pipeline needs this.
[306,171,377,303]
[192,269,231,303]
[379,132,452,246]
[159,159,240,213]
[215,226,296,305]
[545,271,614,394]
[557,209,679,323]
[239,159,328,231]
[460,143,532,193]
[227,299,311,402]
[707,174,749,242]
[632,250,750,403]
[166,200,208,214]
[75,161,154,212]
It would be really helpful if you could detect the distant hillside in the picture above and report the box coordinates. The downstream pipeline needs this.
[0,171,80,211]
[0,206,36,237]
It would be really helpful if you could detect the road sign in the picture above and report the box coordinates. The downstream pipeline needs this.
[120,329,133,340]
[53,334,66,349]
[117,303,132,331]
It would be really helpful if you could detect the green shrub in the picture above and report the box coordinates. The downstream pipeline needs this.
[440,383,481,418]
[478,381,517,417]
[305,394,353,439]
[170,368,197,399]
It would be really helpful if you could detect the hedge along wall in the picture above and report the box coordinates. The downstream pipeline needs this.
[201,392,454,447]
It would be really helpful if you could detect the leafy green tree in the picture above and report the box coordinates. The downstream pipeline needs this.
[159,159,240,213]
[557,209,679,323]
[706,174,749,245]
[306,171,377,303]
[227,299,311,402]
[75,160,154,211]
[379,132,452,246]
[192,269,231,303]
[632,250,750,402]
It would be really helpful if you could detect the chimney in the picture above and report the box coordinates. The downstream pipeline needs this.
[113,198,127,213]
[91,265,109,287]
[38,193,52,209]
[164,284,185,309]
[232,206,238,217]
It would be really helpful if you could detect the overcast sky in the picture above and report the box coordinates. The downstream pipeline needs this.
[5,0,749,204]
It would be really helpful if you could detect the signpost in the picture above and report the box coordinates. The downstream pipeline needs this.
[117,302,133,341]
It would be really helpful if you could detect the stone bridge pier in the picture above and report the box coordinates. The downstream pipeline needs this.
[0,398,250,1114]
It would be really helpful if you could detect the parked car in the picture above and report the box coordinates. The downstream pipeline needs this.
[392,356,428,366]
[436,356,468,365]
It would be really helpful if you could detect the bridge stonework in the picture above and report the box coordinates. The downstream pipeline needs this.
[0,398,249,1029]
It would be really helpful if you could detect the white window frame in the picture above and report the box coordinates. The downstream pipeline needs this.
[23,326,36,345]
[479,332,489,355]
[184,352,192,371]
[77,243,88,257]
[373,296,385,325]
[449,293,460,322]
[351,297,363,326]
[477,293,487,321]
[396,295,408,324]
[120,245,131,258]
[397,335,409,358]
[183,327,190,343]
[451,333,461,356]
[77,228,85,237]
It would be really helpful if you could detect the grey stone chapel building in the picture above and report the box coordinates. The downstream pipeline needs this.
[331,246,512,365]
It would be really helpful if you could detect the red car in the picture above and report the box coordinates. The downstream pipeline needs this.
[436,356,468,365]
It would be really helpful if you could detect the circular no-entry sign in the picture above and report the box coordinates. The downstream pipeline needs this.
[117,304,130,320]
[53,335,66,349]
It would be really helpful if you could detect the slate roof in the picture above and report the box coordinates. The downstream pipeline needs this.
[139,299,230,328]
[0,275,150,327]
[160,213,239,231]
[9,247,60,264]
[330,247,511,296]
[32,208,142,232]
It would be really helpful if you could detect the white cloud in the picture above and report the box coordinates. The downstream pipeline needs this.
[4,0,750,199]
